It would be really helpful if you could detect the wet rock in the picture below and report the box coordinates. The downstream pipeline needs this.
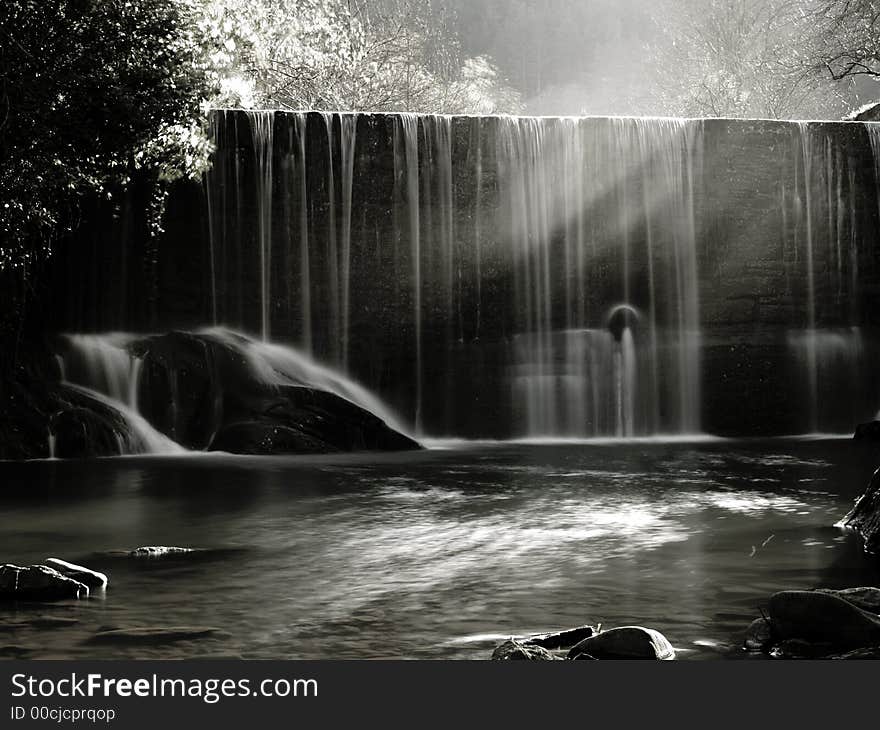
[128,546,198,558]
[520,624,595,649]
[768,590,880,649]
[815,587,880,614]
[566,626,675,660]
[743,617,774,652]
[769,638,837,659]
[0,564,89,601]
[44,558,107,589]
[854,421,880,441]
[839,469,880,555]
[133,330,421,455]
[88,627,228,645]
[491,640,560,660]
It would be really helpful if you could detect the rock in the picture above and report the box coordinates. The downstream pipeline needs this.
[87,627,228,645]
[815,587,880,614]
[839,469,880,554]
[133,330,421,455]
[743,617,774,652]
[0,564,89,601]
[768,590,880,649]
[854,421,880,441]
[769,638,836,659]
[209,421,336,455]
[519,624,595,649]
[566,626,675,660]
[44,558,107,589]
[491,639,560,660]
[129,546,197,558]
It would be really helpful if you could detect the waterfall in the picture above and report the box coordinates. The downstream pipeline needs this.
[496,116,702,436]
[398,114,423,434]
[248,110,275,341]
[787,122,870,432]
[63,334,141,408]
[292,112,311,353]
[59,334,183,455]
[203,111,709,438]
[797,122,819,432]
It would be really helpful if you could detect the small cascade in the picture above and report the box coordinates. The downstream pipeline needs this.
[786,328,867,432]
[64,384,184,455]
[59,334,183,455]
[511,321,659,439]
[63,334,141,408]
[47,432,56,459]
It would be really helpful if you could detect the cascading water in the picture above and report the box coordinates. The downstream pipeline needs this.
[788,122,871,432]
[248,110,275,341]
[199,111,879,439]
[59,335,182,454]
[55,329,411,456]
[496,116,703,437]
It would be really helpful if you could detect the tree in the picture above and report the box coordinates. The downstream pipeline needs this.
[803,0,880,81]
[643,0,859,119]
[0,0,218,270]
[202,0,522,113]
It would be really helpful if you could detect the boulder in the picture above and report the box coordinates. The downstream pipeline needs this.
[132,330,420,455]
[519,624,595,650]
[491,640,560,660]
[838,469,880,554]
[815,587,880,614]
[854,421,880,441]
[44,558,108,589]
[743,617,774,652]
[0,564,89,601]
[566,626,675,660]
[767,590,880,649]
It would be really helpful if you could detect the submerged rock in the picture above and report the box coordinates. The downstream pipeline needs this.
[743,617,774,652]
[44,558,107,589]
[88,626,228,645]
[128,546,198,558]
[0,564,89,601]
[839,469,880,554]
[491,640,560,660]
[566,626,675,660]
[854,421,880,441]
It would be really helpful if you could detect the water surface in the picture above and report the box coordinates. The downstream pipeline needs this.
[2,438,878,659]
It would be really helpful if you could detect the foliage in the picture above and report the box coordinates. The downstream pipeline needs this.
[0,0,218,270]
[804,0,880,80]
[201,0,522,113]
[643,0,859,119]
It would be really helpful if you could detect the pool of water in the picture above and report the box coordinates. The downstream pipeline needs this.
[2,438,879,659]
